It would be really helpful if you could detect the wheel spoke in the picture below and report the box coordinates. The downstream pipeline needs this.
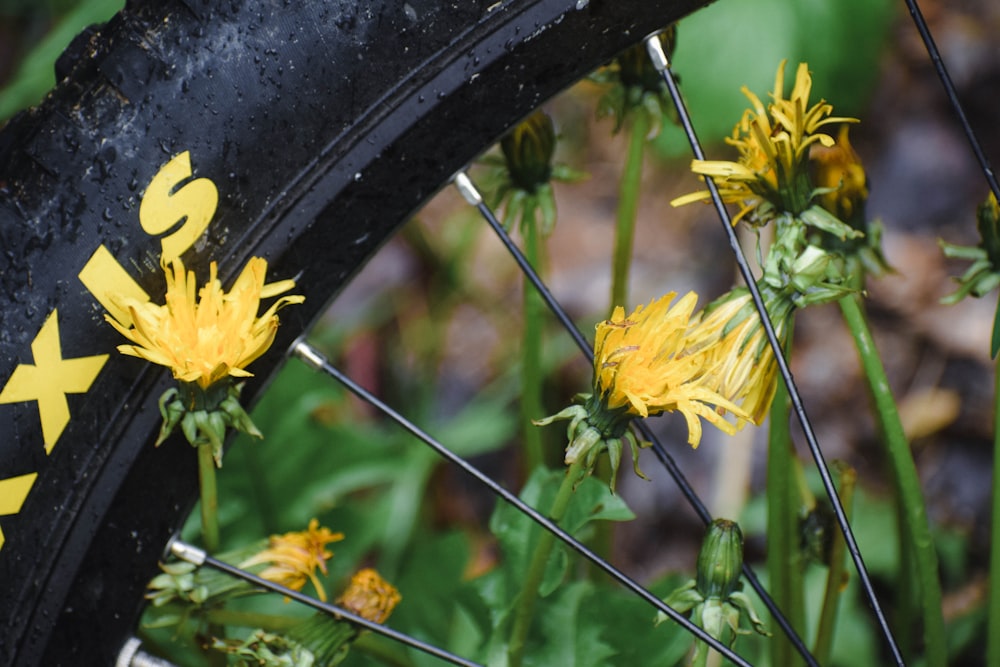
[292,340,754,667]
[902,0,1000,202]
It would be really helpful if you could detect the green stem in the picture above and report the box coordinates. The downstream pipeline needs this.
[202,609,302,632]
[198,444,220,553]
[838,294,945,667]
[893,476,917,662]
[813,464,856,663]
[522,210,545,475]
[691,638,710,667]
[508,457,586,667]
[610,112,649,310]
[990,350,1000,667]
[766,369,806,667]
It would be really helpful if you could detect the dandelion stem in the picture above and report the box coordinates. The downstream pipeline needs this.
[198,443,221,553]
[813,464,856,663]
[522,210,546,475]
[838,294,945,666]
[610,112,649,311]
[988,320,1000,666]
[766,368,806,667]
[202,609,302,631]
[508,457,586,667]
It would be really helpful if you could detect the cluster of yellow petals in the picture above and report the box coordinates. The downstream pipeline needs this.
[336,568,403,624]
[240,519,344,602]
[671,61,856,223]
[105,256,304,390]
[593,293,749,448]
[687,292,783,427]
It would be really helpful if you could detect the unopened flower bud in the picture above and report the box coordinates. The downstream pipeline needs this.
[336,568,402,624]
[501,111,556,193]
[696,519,744,599]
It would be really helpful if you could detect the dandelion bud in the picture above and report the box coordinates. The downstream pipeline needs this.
[501,111,556,193]
[696,519,744,600]
[977,192,1000,268]
[336,568,402,624]
[812,124,869,227]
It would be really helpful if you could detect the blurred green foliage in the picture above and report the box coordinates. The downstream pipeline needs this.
[658,0,895,156]
[0,0,124,121]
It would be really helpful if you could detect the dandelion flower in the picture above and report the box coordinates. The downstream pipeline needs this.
[672,61,857,226]
[241,519,344,602]
[106,256,304,390]
[593,293,749,447]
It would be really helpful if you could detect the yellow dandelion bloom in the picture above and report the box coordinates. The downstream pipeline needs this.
[672,61,857,224]
[241,519,344,602]
[687,291,789,427]
[594,293,748,447]
[106,256,304,390]
[336,568,402,624]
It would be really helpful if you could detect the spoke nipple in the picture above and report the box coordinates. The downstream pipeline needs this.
[293,339,328,370]
[169,539,206,566]
[453,171,483,206]
[644,34,670,72]
[117,637,179,667]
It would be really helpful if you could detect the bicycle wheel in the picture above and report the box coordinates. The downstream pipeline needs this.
[0,1,714,664]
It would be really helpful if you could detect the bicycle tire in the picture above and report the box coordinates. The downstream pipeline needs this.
[0,1,713,664]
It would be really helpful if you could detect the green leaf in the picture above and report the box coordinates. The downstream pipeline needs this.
[525,582,616,667]
[389,532,489,651]
[587,575,693,667]
[487,467,636,607]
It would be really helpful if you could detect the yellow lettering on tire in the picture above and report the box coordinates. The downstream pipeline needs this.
[0,472,38,552]
[0,310,108,453]
[78,245,151,327]
[139,151,218,262]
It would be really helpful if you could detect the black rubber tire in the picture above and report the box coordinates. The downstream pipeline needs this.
[0,1,712,664]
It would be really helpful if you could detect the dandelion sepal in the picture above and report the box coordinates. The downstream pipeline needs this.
[157,380,261,465]
[798,205,863,242]
[534,396,640,492]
